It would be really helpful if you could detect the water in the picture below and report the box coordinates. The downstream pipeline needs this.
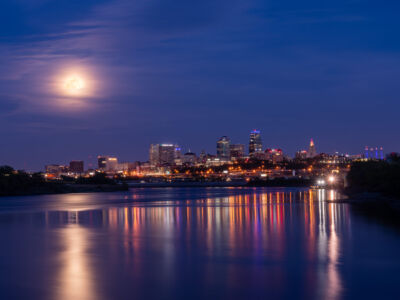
[0,187,399,300]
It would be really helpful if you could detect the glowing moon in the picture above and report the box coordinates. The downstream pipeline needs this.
[52,64,99,110]
[63,75,86,96]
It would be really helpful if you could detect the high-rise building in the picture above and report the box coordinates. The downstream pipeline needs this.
[217,136,230,161]
[307,139,317,158]
[265,148,284,163]
[149,144,177,166]
[229,144,245,159]
[97,156,108,169]
[149,144,160,166]
[249,130,262,155]
[69,160,84,174]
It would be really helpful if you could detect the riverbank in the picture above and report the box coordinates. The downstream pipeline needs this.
[331,190,400,221]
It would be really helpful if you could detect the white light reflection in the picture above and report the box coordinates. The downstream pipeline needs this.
[56,220,98,300]
[316,190,343,300]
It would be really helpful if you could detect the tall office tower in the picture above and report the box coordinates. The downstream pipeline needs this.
[149,144,177,166]
[365,146,369,159]
[249,130,262,155]
[217,136,231,161]
[307,138,317,158]
[159,144,176,166]
[149,144,160,166]
[380,147,384,160]
[97,156,108,169]
[69,160,84,174]
[174,147,182,160]
[229,144,245,159]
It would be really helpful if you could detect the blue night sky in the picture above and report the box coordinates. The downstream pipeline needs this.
[0,0,399,170]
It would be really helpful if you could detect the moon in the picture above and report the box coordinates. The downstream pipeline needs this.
[64,75,85,95]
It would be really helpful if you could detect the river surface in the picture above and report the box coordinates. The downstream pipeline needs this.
[0,187,399,300]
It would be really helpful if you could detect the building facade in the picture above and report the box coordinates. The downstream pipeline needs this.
[265,148,284,163]
[149,144,177,166]
[229,144,245,160]
[307,139,317,158]
[69,160,84,174]
[217,136,231,161]
[249,130,262,156]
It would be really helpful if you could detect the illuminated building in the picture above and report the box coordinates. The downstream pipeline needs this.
[364,146,384,160]
[307,138,317,158]
[206,156,223,166]
[183,151,197,165]
[217,136,231,161]
[149,144,177,166]
[69,160,84,174]
[45,164,68,175]
[295,150,308,160]
[249,130,262,156]
[230,144,245,160]
[117,162,137,172]
[107,157,119,172]
[199,150,207,163]
[97,155,119,171]
[97,156,107,169]
[174,147,183,165]
[149,144,159,166]
[265,148,283,163]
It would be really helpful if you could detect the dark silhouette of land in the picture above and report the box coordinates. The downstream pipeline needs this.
[0,166,127,196]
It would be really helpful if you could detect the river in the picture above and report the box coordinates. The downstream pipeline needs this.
[0,187,399,299]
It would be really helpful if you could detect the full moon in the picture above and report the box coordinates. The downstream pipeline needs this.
[53,65,97,106]
[64,75,85,95]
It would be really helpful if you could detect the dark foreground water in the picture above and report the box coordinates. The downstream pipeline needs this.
[0,187,399,300]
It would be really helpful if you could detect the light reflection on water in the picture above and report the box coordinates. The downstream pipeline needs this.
[0,188,397,299]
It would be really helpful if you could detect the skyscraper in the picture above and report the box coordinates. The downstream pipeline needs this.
[229,144,245,159]
[149,144,177,166]
[307,139,317,158]
[217,136,230,161]
[249,130,262,155]
[149,144,160,166]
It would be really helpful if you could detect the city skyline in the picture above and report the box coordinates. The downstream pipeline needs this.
[40,132,384,174]
[2,128,388,171]
[1,0,399,170]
